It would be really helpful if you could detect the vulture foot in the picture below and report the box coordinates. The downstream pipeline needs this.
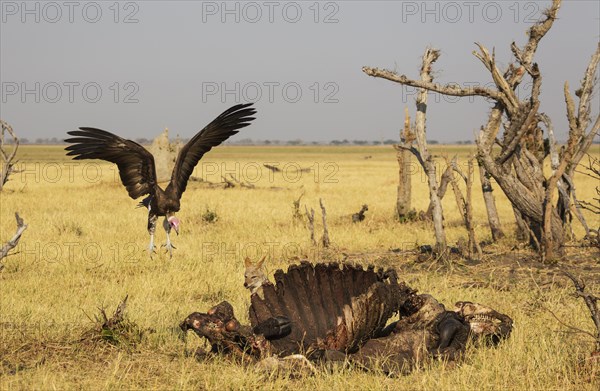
[162,242,176,258]
[147,237,157,257]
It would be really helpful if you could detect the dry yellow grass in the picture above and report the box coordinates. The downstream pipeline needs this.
[1,144,599,390]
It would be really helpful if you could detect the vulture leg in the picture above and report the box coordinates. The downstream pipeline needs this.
[147,214,157,255]
[162,217,176,258]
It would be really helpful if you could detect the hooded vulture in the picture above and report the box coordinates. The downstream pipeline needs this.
[65,103,256,257]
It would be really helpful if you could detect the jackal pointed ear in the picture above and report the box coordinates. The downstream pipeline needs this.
[257,255,266,267]
[244,257,253,267]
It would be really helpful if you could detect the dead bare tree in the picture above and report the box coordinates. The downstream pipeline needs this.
[319,198,330,248]
[478,162,505,241]
[363,0,599,262]
[562,271,600,356]
[367,48,447,258]
[577,154,600,216]
[0,213,28,270]
[292,193,305,221]
[449,158,483,260]
[577,154,600,247]
[305,206,316,245]
[395,108,452,222]
[555,45,600,237]
[394,108,413,220]
[540,41,600,259]
[0,120,20,191]
[448,165,466,219]
[473,7,599,262]
[424,164,454,220]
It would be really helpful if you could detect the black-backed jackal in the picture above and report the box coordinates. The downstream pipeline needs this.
[244,256,270,296]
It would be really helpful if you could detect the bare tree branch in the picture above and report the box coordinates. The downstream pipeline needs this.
[305,206,316,245]
[575,42,600,133]
[507,0,561,87]
[563,173,591,237]
[576,154,600,220]
[568,45,600,172]
[362,66,504,102]
[394,108,413,220]
[0,213,28,268]
[423,163,454,220]
[543,303,598,341]
[578,200,600,216]
[395,144,424,167]
[562,270,600,353]
[319,199,330,248]
[477,161,505,241]
[496,101,540,165]
[564,81,579,134]
[450,158,482,259]
[472,43,519,111]
[540,113,559,170]
[0,120,20,190]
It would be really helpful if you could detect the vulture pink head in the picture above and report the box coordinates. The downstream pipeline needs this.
[168,216,180,235]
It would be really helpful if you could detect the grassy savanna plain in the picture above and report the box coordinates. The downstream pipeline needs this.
[1,144,599,390]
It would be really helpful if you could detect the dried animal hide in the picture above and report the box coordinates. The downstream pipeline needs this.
[248,261,416,356]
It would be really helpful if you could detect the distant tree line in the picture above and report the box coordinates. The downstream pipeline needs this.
[15,137,587,146]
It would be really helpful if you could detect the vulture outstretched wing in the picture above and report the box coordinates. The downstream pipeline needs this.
[166,103,256,198]
[65,128,157,200]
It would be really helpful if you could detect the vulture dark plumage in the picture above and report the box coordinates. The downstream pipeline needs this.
[65,103,256,256]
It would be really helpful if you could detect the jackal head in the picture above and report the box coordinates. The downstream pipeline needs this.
[244,256,270,296]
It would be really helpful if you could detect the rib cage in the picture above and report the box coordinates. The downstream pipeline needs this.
[248,261,415,356]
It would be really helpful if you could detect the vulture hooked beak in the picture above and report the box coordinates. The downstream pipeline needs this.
[168,216,180,235]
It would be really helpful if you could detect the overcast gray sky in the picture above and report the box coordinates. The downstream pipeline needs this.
[1,0,599,142]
